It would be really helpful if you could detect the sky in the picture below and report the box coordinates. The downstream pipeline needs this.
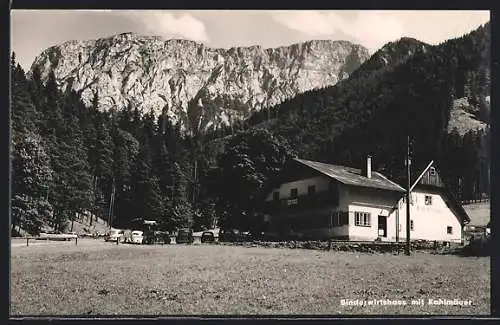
[11,10,490,71]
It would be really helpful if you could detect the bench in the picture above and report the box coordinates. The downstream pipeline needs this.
[25,234,79,246]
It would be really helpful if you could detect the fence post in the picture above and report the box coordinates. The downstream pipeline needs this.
[75,236,78,246]
[26,237,29,247]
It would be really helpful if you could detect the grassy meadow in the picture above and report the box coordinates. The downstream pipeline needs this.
[10,239,490,316]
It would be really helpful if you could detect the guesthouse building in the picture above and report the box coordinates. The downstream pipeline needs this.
[259,157,470,243]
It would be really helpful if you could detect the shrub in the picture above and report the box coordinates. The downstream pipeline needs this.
[460,236,491,256]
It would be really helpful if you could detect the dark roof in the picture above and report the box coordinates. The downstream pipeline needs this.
[441,189,471,225]
[294,158,406,193]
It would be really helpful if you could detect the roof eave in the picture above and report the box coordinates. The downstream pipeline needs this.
[295,158,406,193]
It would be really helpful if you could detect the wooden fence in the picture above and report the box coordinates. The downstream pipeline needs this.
[460,198,490,205]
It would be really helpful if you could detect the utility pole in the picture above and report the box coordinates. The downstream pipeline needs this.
[405,136,411,256]
[107,179,116,231]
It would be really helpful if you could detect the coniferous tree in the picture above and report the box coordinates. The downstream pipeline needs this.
[87,114,115,223]
[130,141,164,222]
[48,108,93,232]
[166,162,193,230]
[111,127,140,226]
[11,127,54,235]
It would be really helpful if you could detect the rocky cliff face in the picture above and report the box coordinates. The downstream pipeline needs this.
[30,32,370,132]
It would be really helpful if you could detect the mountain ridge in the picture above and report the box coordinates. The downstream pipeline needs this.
[30,33,370,133]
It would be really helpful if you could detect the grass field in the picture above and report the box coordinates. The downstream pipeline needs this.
[463,202,490,227]
[10,239,490,316]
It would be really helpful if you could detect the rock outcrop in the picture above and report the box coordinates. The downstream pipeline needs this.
[30,32,370,132]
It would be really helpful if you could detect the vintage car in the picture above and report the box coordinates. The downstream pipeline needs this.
[104,229,124,242]
[130,230,144,244]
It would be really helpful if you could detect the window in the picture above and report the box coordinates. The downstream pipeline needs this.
[308,185,316,196]
[447,226,453,234]
[273,191,280,201]
[425,195,432,205]
[290,188,298,198]
[355,212,371,227]
[429,167,436,176]
[333,211,349,227]
[410,220,414,231]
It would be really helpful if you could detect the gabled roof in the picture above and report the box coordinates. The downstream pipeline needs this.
[439,189,471,225]
[294,158,406,193]
[410,161,471,225]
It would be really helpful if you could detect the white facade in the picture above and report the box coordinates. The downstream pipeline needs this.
[265,176,329,201]
[394,189,463,243]
[341,186,400,241]
[264,176,464,243]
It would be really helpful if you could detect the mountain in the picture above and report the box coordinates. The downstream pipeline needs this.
[348,37,431,79]
[10,23,490,236]
[29,33,370,133]
[246,22,490,195]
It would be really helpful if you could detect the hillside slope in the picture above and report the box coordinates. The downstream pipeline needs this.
[242,22,490,198]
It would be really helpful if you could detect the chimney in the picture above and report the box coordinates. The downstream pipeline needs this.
[366,155,372,179]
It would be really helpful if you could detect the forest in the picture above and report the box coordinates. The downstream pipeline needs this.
[10,23,490,236]
[246,22,490,202]
[10,54,294,235]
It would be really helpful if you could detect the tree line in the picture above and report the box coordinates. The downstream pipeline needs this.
[10,23,490,235]
[11,54,292,235]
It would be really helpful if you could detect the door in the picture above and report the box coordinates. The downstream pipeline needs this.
[378,216,387,237]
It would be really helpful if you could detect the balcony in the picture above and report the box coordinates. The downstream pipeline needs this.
[261,191,338,214]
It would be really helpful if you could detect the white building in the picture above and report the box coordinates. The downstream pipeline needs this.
[259,157,470,243]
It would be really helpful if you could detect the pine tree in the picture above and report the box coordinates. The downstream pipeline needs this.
[111,127,140,226]
[11,56,39,137]
[130,142,164,222]
[48,111,94,232]
[41,72,65,139]
[166,162,193,230]
[87,115,115,223]
[11,129,54,235]
[10,55,54,235]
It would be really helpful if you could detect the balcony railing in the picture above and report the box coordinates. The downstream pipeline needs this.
[261,191,338,214]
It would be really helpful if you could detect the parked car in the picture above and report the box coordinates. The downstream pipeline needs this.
[176,228,194,244]
[104,229,124,242]
[219,229,244,242]
[155,231,171,244]
[241,231,252,241]
[201,231,215,243]
[122,229,132,243]
[130,230,144,244]
[142,229,155,245]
